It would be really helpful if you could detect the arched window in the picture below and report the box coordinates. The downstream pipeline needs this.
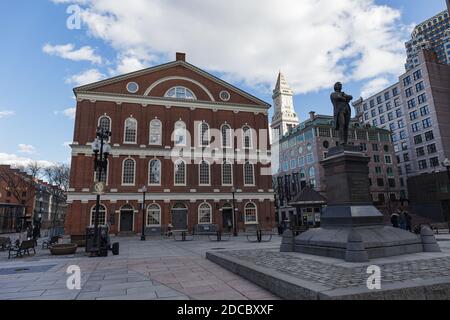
[198,203,212,224]
[146,204,161,226]
[90,204,107,226]
[98,116,111,133]
[174,159,186,185]
[148,159,161,185]
[243,126,252,149]
[222,161,233,186]
[165,86,196,100]
[94,159,108,185]
[199,160,210,185]
[149,119,162,145]
[199,122,210,147]
[122,158,136,185]
[244,202,257,224]
[124,118,137,143]
[244,161,255,186]
[174,121,187,146]
[221,124,232,148]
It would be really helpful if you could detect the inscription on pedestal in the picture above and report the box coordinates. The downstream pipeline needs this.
[349,177,370,203]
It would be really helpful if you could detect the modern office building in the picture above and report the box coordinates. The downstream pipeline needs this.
[65,53,275,236]
[405,9,450,70]
[273,113,401,225]
[353,49,450,199]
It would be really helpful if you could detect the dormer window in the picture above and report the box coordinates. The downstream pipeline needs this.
[165,86,196,100]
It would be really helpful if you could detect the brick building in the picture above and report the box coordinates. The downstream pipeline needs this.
[65,53,275,236]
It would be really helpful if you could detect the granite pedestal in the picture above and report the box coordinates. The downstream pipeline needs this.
[283,146,439,262]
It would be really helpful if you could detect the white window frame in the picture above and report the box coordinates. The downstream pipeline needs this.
[124,117,138,144]
[90,204,107,226]
[174,120,187,147]
[198,202,212,224]
[174,159,187,186]
[146,203,161,227]
[243,161,255,186]
[199,121,210,147]
[242,126,253,149]
[199,160,211,186]
[222,161,233,186]
[165,86,197,100]
[221,124,232,148]
[94,159,109,186]
[148,158,161,186]
[122,158,136,186]
[244,202,258,224]
[149,118,162,146]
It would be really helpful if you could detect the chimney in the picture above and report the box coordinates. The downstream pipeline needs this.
[176,52,186,62]
[309,111,316,120]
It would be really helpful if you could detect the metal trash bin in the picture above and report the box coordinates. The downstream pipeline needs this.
[112,242,119,255]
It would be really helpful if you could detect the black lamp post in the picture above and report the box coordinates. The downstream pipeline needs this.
[141,186,147,241]
[231,186,238,236]
[90,127,111,257]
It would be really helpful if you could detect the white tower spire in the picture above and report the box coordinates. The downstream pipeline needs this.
[270,72,299,140]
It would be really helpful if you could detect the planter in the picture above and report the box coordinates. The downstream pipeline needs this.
[49,243,78,255]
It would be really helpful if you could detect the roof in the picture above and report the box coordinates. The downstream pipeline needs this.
[289,186,327,206]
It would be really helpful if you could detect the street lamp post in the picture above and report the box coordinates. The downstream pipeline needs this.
[141,186,147,241]
[90,127,111,257]
[231,187,238,236]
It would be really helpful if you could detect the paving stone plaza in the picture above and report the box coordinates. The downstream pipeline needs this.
[0,235,280,300]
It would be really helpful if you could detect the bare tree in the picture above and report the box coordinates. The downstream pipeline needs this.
[43,163,70,235]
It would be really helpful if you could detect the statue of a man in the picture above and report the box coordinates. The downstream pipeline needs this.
[330,82,353,145]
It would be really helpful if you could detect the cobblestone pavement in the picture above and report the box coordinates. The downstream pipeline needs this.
[219,245,450,290]
[0,235,281,300]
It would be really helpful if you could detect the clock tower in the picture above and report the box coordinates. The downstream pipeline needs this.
[270,72,299,141]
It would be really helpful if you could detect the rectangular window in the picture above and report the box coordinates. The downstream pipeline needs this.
[425,130,434,141]
[413,69,422,81]
[396,109,402,117]
[374,155,380,163]
[403,76,412,86]
[377,96,383,104]
[306,153,314,164]
[420,105,429,116]
[387,112,394,121]
[388,178,396,188]
[384,92,390,100]
[427,144,437,154]
[407,99,416,109]
[401,142,408,151]
[380,115,386,124]
[389,123,396,132]
[377,178,384,187]
[414,134,423,145]
[385,155,392,164]
[430,157,439,168]
[418,159,428,170]
[415,81,425,92]
[370,100,375,108]
[398,119,405,129]
[290,159,297,170]
[372,144,379,151]
[360,143,367,151]
[422,118,432,129]
[403,153,410,162]
[393,87,399,96]
[364,113,369,121]
[411,122,420,132]
[394,98,401,107]
[418,93,427,104]
[387,167,394,177]
[372,119,378,127]
[409,110,418,121]
[375,167,382,175]
[378,106,384,114]
[371,109,377,117]
[416,147,425,157]
[405,87,413,97]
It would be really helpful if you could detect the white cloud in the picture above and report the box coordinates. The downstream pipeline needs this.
[0,153,53,168]
[360,77,392,98]
[66,69,105,87]
[54,107,76,119]
[18,144,36,155]
[62,141,72,148]
[43,43,102,64]
[0,110,15,119]
[61,0,408,94]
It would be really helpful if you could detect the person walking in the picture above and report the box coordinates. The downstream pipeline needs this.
[391,211,400,228]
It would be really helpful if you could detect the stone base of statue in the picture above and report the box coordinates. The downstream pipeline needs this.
[288,145,439,262]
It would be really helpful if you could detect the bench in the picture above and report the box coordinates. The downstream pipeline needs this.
[42,236,60,249]
[430,223,450,234]
[8,240,36,259]
[173,230,195,241]
[193,224,218,236]
[208,231,232,242]
[245,225,274,243]
[0,237,11,251]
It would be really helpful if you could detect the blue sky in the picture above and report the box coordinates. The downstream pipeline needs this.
[0,0,447,166]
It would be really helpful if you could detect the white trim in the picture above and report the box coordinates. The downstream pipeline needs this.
[145,76,214,101]
[220,123,233,149]
[221,161,233,186]
[244,201,258,225]
[174,159,187,186]
[198,121,210,147]
[76,92,269,113]
[149,118,162,146]
[122,157,136,186]
[242,125,253,149]
[119,204,135,232]
[198,202,213,224]
[89,204,107,226]
[243,161,256,186]
[123,117,138,144]
[198,160,211,186]
[146,203,161,227]
[126,82,139,94]
[148,158,162,186]
[174,120,187,147]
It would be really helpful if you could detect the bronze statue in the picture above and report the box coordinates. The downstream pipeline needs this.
[330,82,353,145]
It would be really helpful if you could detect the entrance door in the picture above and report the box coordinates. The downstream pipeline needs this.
[171,203,188,230]
[120,205,134,232]
[222,208,233,232]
